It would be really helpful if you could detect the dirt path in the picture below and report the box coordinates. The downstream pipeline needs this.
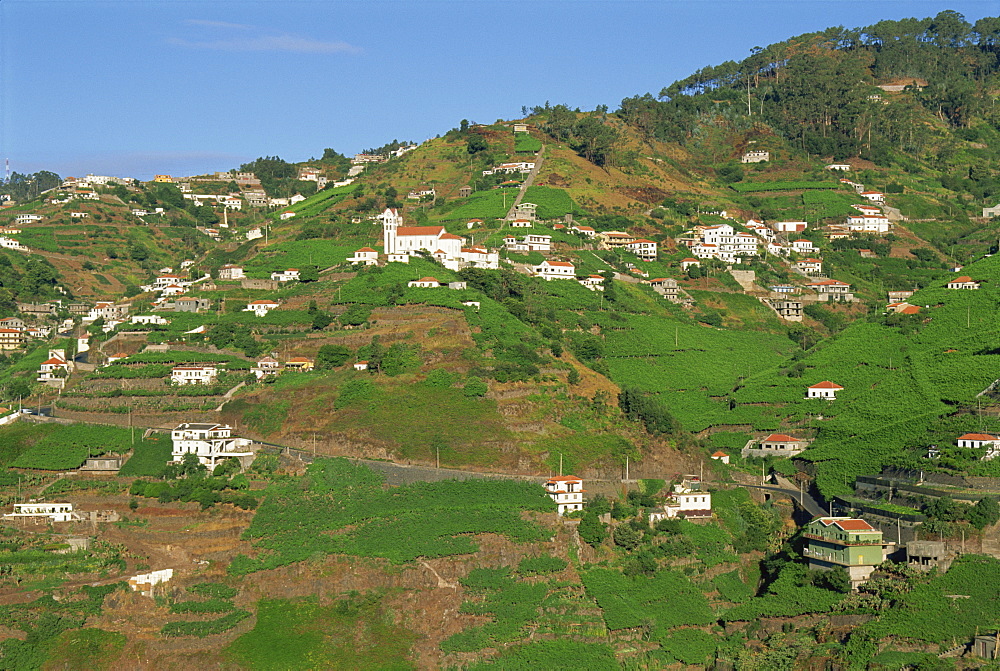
[506,144,545,219]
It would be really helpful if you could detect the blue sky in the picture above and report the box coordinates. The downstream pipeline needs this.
[2,1,995,180]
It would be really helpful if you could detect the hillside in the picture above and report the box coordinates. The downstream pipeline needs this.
[2,11,1000,670]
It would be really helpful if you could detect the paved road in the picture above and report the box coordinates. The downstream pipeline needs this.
[741,478,828,518]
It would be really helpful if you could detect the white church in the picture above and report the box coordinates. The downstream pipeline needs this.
[379,208,499,271]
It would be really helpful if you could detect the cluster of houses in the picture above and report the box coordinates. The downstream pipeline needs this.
[543,474,714,522]
[168,355,315,386]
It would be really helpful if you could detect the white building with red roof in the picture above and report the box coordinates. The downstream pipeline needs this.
[408,277,442,288]
[544,475,584,515]
[807,279,852,299]
[349,247,379,266]
[571,224,596,237]
[860,191,885,203]
[37,349,72,383]
[534,260,576,280]
[947,276,980,290]
[807,381,843,400]
[681,258,700,271]
[382,208,495,270]
[957,433,1000,449]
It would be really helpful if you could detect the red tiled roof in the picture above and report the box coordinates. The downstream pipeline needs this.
[958,433,998,441]
[287,357,311,363]
[440,233,463,240]
[682,257,699,262]
[544,261,574,267]
[712,451,729,457]
[763,433,801,442]
[900,305,920,314]
[950,276,974,283]
[41,357,66,365]
[396,226,445,236]
[809,381,843,389]
[415,277,440,283]
[547,475,582,482]
[355,247,376,253]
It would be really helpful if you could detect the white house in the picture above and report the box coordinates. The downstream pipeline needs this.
[271,269,300,282]
[170,365,218,385]
[711,451,731,464]
[171,422,253,466]
[956,433,1000,449]
[826,164,851,171]
[408,277,442,288]
[544,475,584,515]
[246,227,264,241]
[483,161,535,176]
[662,481,712,519]
[130,315,168,325]
[459,246,500,269]
[791,239,816,253]
[795,259,823,274]
[860,191,885,203]
[218,265,245,280]
[808,279,852,297]
[807,381,843,400]
[407,187,436,200]
[159,284,187,297]
[244,300,279,317]
[509,218,533,228]
[4,502,77,523]
[571,225,596,237]
[505,234,552,253]
[353,361,369,371]
[578,275,605,291]
[625,239,658,261]
[349,247,379,266]
[252,356,281,379]
[37,349,71,382]
[741,150,769,163]
[681,257,700,271]
[14,214,43,225]
[534,260,575,280]
[846,214,890,234]
[947,276,980,290]
[755,433,809,455]
[278,211,296,220]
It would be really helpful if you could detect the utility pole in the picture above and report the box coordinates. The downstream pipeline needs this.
[559,452,563,477]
